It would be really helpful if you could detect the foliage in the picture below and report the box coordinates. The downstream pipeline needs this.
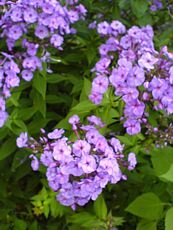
[1,0,173,229]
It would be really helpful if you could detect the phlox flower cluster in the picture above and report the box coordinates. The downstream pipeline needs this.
[0,0,86,127]
[89,20,173,135]
[16,115,136,209]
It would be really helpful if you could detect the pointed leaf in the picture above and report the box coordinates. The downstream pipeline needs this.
[160,165,173,182]
[126,193,163,220]
[165,207,173,230]
[137,220,157,230]
[0,138,16,161]
[94,195,107,220]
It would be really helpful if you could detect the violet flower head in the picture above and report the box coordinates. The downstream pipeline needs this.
[89,20,173,135]
[16,115,136,208]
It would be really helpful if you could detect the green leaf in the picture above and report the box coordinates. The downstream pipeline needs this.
[126,193,163,220]
[71,100,97,114]
[50,197,66,218]
[94,195,107,220]
[13,119,28,132]
[137,220,157,230]
[137,13,153,26]
[32,187,48,201]
[47,74,67,84]
[17,107,36,120]
[14,219,27,230]
[0,223,9,230]
[160,165,173,182]
[112,216,125,227]
[33,72,47,99]
[130,0,148,18]
[79,78,92,102]
[43,203,50,218]
[46,95,68,104]
[151,147,173,176]
[28,116,49,134]
[165,207,173,230]
[33,91,46,117]
[29,221,38,230]
[68,212,104,229]
[117,135,136,146]
[0,138,16,161]
[11,149,29,171]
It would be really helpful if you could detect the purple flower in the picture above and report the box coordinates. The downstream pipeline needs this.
[57,183,75,207]
[87,115,105,127]
[110,20,126,36]
[67,160,83,176]
[68,114,80,130]
[10,7,23,22]
[88,21,97,29]
[94,58,111,73]
[122,88,139,103]
[98,158,120,177]
[125,99,145,117]
[23,7,38,23]
[110,138,124,152]
[68,10,79,23]
[149,0,163,11]
[78,155,97,173]
[128,152,137,170]
[53,140,71,162]
[127,66,145,87]
[92,76,109,94]
[26,42,39,56]
[40,150,54,167]
[46,166,58,181]
[149,77,168,99]
[48,129,64,139]
[0,97,5,111]
[49,179,60,191]
[110,67,128,86]
[21,70,33,81]
[97,21,110,35]
[169,66,173,85]
[88,91,103,105]
[29,154,39,171]
[35,25,49,39]
[50,34,64,48]
[7,25,23,40]
[42,3,54,14]
[5,71,20,88]
[95,137,108,152]
[95,172,109,188]
[73,140,91,157]
[16,132,28,148]
[138,53,158,70]
[22,56,42,71]
[124,119,141,135]
[0,111,8,128]
[86,129,101,144]
[120,35,132,49]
